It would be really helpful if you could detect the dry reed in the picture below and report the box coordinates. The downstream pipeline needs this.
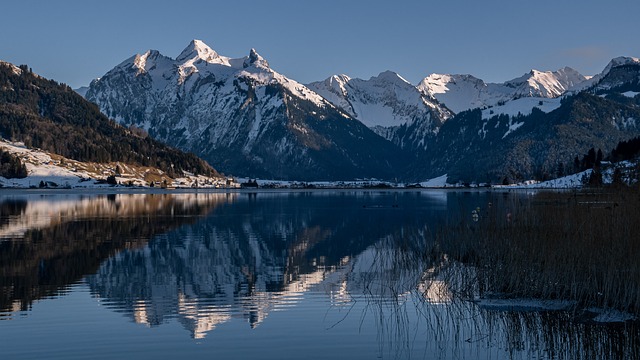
[436,187,640,316]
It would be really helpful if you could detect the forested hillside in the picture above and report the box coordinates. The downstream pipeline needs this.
[0,62,218,178]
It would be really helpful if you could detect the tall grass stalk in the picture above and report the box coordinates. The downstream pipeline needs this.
[437,188,640,315]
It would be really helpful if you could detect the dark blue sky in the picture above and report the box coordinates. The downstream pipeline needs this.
[2,0,639,88]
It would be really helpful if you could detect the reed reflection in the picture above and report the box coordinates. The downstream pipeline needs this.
[359,218,640,360]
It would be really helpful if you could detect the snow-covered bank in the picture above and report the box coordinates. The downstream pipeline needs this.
[498,160,639,189]
[0,139,237,189]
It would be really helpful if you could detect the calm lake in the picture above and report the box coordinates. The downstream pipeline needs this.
[0,190,637,359]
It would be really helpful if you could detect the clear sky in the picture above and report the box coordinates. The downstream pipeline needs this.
[2,0,639,88]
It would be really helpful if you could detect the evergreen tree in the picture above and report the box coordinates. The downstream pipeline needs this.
[611,167,625,188]
[557,162,565,178]
[573,156,581,173]
[588,165,603,187]
[0,149,27,178]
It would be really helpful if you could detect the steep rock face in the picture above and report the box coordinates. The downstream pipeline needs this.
[417,67,587,113]
[86,40,406,180]
[307,71,452,150]
[411,61,640,183]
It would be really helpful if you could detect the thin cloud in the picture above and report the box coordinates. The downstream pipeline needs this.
[560,46,610,60]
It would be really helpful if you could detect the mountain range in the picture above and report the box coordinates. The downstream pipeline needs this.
[417,67,587,113]
[85,40,407,181]
[5,39,639,184]
[419,56,640,183]
[306,72,452,150]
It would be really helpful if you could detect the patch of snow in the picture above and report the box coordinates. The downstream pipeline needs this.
[350,101,401,128]
[482,97,561,120]
[502,121,524,139]
[521,170,588,189]
[505,160,639,189]
[622,91,640,98]
[0,60,23,76]
[586,308,636,323]
[620,117,637,129]
[419,174,448,188]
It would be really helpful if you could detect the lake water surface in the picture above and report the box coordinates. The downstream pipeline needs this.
[0,190,637,359]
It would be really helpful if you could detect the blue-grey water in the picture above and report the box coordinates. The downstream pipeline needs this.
[0,190,636,359]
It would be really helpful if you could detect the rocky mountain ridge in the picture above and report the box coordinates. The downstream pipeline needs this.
[81,40,640,183]
[416,67,587,114]
[86,40,407,181]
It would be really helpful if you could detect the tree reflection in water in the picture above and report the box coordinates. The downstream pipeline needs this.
[0,192,232,315]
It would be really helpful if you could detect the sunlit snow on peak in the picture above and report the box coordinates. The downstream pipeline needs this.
[0,60,22,76]
[419,67,587,113]
[176,39,222,64]
[243,48,270,69]
[372,70,411,85]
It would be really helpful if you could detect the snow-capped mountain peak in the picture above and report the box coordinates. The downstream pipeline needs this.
[373,70,411,85]
[569,56,640,93]
[417,74,495,114]
[606,56,640,71]
[418,73,485,93]
[85,40,408,181]
[176,39,223,63]
[307,70,453,149]
[242,48,269,69]
[121,50,175,79]
[551,66,586,85]
[504,67,586,98]
[330,74,351,83]
[323,74,351,96]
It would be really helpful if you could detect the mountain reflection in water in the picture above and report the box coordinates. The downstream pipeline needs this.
[86,191,446,338]
[0,190,637,360]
